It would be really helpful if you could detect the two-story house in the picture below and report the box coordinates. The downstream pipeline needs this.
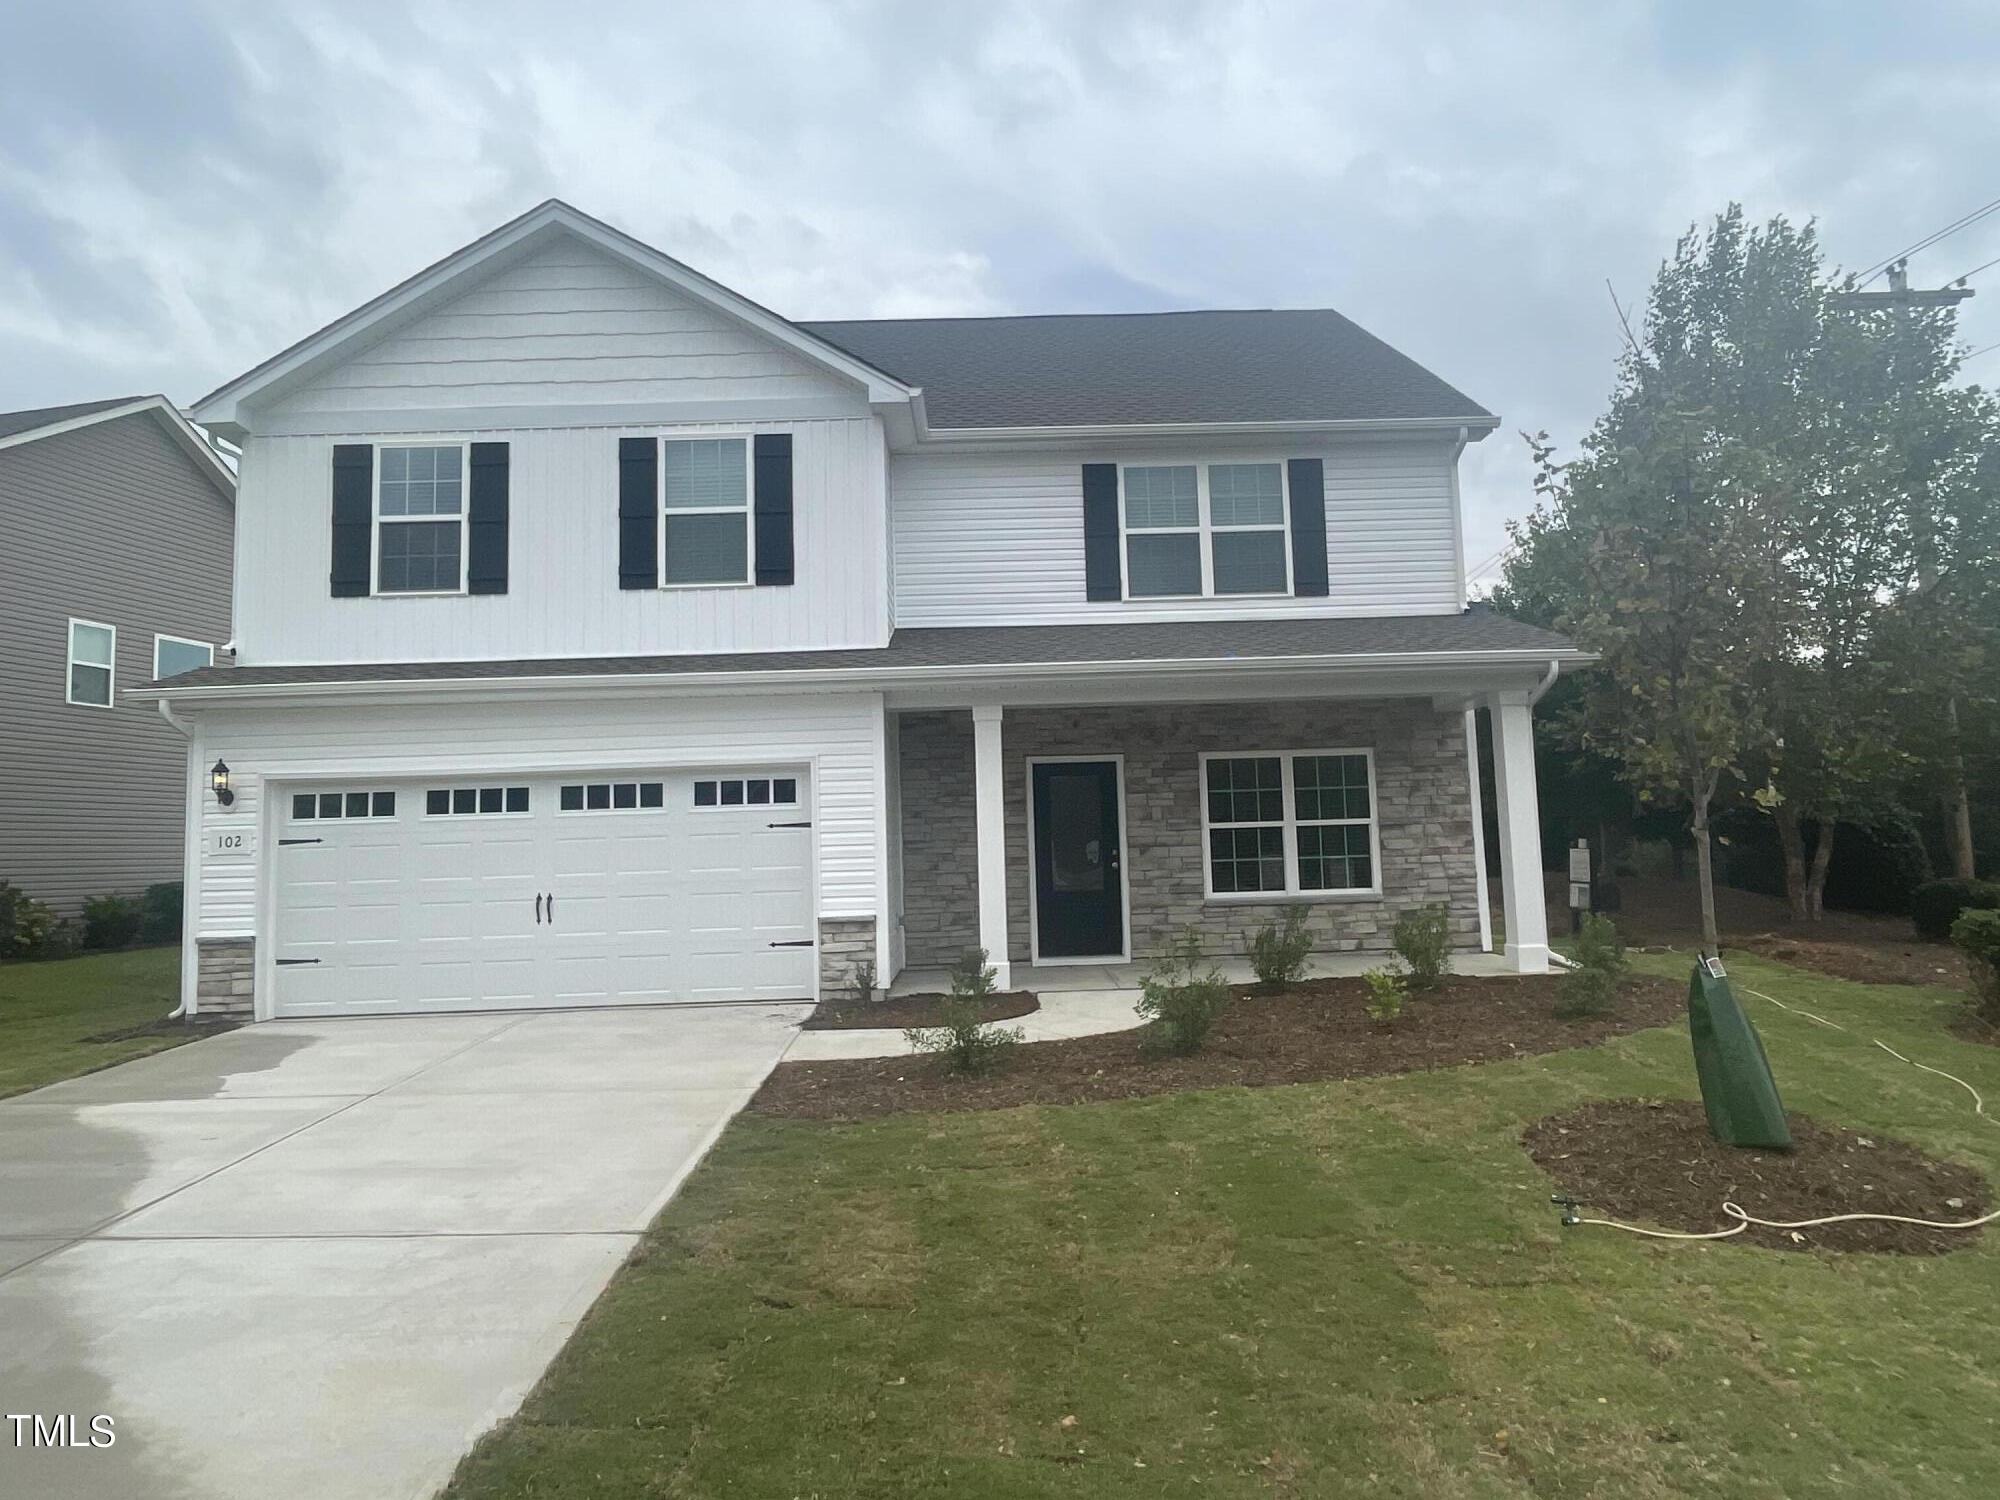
[138,201,1580,1022]
[1,395,235,913]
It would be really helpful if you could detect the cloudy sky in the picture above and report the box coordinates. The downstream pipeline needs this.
[5,0,1999,574]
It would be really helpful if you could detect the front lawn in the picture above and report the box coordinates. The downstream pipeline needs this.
[0,946,192,1098]
[448,954,2000,1497]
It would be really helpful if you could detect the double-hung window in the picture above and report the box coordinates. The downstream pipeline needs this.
[1200,749,1378,898]
[66,619,115,707]
[1121,461,1292,598]
[154,635,213,679]
[376,444,466,593]
[662,437,751,586]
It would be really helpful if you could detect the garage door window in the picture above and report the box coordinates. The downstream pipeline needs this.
[426,786,530,816]
[293,790,396,820]
[693,776,798,809]
[558,780,666,812]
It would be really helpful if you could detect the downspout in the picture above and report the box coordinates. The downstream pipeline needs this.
[159,699,199,1019]
[1526,657,1560,706]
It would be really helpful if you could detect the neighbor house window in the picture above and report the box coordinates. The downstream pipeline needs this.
[66,619,115,707]
[1121,461,1292,598]
[662,437,751,586]
[154,635,214,680]
[1199,750,1378,898]
[376,444,466,593]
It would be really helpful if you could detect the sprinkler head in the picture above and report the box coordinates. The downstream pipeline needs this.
[1550,1193,1582,1228]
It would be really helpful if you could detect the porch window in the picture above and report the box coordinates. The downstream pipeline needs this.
[1200,749,1378,898]
[1120,461,1292,598]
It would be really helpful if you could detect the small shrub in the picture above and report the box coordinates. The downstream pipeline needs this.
[1557,913,1628,1019]
[947,947,999,1000]
[904,994,1023,1076]
[1243,907,1314,988]
[1136,926,1231,1055]
[850,957,877,1005]
[1954,909,2000,1023]
[1362,967,1407,1023]
[1911,877,2000,941]
[1,884,71,961]
[141,881,184,945]
[1392,903,1453,990]
[80,893,145,951]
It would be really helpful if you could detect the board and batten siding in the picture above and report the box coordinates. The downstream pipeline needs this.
[262,240,865,420]
[0,414,233,910]
[233,417,888,663]
[890,436,1466,626]
[188,691,887,940]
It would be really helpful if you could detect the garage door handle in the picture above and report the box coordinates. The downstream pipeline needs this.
[535,893,543,925]
[275,958,320,967]
[546,892,555,925]
[278,837,322,846]
[767,820,812,829]
[769,939,815,948]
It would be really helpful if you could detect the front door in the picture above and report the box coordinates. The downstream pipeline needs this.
[1031,759,1124,959]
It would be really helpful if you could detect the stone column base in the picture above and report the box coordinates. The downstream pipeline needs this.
[817,917,877,1003]
[196,938,256,1019]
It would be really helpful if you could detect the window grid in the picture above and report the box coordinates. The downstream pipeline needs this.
[692,776,798,810]
[292,790,397,820]
[375,443,468,595]
[425,786,531,816]
[1199,750,1378,899]
[66,618,115,708]
[660,436,753,587]
[1119,461,1293,599]
[558,781,667,813]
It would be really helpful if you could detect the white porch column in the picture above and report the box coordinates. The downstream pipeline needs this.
[971,704,1012,990]
[1485,691,1551,973]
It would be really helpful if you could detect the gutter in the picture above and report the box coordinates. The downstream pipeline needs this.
[912,413,1502,446]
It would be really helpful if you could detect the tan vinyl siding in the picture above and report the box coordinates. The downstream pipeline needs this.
[0,414,232,912]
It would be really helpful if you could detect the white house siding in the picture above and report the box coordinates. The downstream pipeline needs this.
[261,241,863,419]
[186,690,887,949]
[890,436,1466,626]
[232,417,889,663]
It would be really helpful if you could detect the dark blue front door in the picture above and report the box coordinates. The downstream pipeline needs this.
[1032,760,1123,958]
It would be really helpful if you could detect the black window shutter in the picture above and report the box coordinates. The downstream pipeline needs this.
[330,444,373,597]
[753,433,794,586]
[1082,463,1121,601]
[1287,457,1329,597]
[467,442,509,595]
[618,437,658,589]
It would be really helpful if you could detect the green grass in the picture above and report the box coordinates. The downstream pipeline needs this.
[447,954,2000,1498]
[0,946,189,1098]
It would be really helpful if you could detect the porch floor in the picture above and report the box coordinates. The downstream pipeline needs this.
[888,948,1522,996]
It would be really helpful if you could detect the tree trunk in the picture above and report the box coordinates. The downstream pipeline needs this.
[1805,821,1836,921]
[1692,790,1721,956]
[1774,804,1810,922]
[1943,699,1977,879]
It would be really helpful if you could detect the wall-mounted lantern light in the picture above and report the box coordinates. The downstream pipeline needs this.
[211,759,235,807]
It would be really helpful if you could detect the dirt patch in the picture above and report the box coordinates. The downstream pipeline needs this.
[802,990,1040,1031]
[1525,1098,1990,1255]
[84,1016,241,1044]
[752,974,1684,1121]
[1733,934,1966,989]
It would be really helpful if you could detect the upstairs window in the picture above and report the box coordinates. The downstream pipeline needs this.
[154,635,214,680]
[662,437,751,586]
[376,444,465,594]
[1121,461,1292,598]
[67,619,115,707]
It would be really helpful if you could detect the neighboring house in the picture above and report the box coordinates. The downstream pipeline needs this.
[138,200,1582,1022]
[0,396,235,914]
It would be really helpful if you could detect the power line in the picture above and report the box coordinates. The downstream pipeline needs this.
[1963,340,2000,364]
[1855,193,2000,287]
[1949,253,2000,286]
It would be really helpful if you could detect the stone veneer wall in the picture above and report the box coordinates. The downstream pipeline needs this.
[891,700,1481,969]
[817,916,878,1000]
[195,937,256,1019]
[895,712,981,967]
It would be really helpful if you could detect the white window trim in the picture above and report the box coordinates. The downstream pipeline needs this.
[65,616,116,708]
[153,633,214,679]
[1197,747,1382,902]
[1118,459,1294,600]
[371,440,471,598]
[659,433,755,590]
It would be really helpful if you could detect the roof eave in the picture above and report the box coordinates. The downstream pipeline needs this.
[0,395,236,499]
[906,413,1500,448]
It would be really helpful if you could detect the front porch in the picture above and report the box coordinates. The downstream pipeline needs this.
[885,686,1552,990]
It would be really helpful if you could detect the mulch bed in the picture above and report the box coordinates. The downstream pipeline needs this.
[801,990,1040,1031]
[1733,933,1967,989]
[84,1015,241,1044]
[752,973,1684,1121]
[1525,1098,1990,1255]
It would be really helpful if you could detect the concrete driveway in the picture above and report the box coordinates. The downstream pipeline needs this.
[0,1004,805,1500]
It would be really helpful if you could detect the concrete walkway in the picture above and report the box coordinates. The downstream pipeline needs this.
[0,1003,805,1500]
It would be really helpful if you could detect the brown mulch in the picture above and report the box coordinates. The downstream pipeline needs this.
[1525,1098,1990,1255]
[801,990,1040,1031]
[84,1016,241,1044]
[752,974,1684,1121]
[1733,933,1967,989]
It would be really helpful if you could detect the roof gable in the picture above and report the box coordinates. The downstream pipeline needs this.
[0,395,236,499]
[192,200,917,439]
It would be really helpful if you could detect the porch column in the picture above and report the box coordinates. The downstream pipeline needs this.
[1485,690,1551,973]
[971,704,1012,990]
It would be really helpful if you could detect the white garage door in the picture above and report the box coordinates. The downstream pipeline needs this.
[271,769,815,1017]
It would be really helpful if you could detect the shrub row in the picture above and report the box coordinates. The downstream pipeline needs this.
[0,881,181,962]
[1912,878,2000,941]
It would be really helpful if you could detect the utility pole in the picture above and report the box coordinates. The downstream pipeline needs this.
[1833,260,1979,878]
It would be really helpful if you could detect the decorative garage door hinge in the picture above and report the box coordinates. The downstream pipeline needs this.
[278,837,323,846]
[768,939,815,948]
[767,820,812,829]
[274,958,322,966]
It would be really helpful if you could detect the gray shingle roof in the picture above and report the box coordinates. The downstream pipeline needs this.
[151,613,1578,691]
[798,310,1493,430]
[0,396,145,441]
